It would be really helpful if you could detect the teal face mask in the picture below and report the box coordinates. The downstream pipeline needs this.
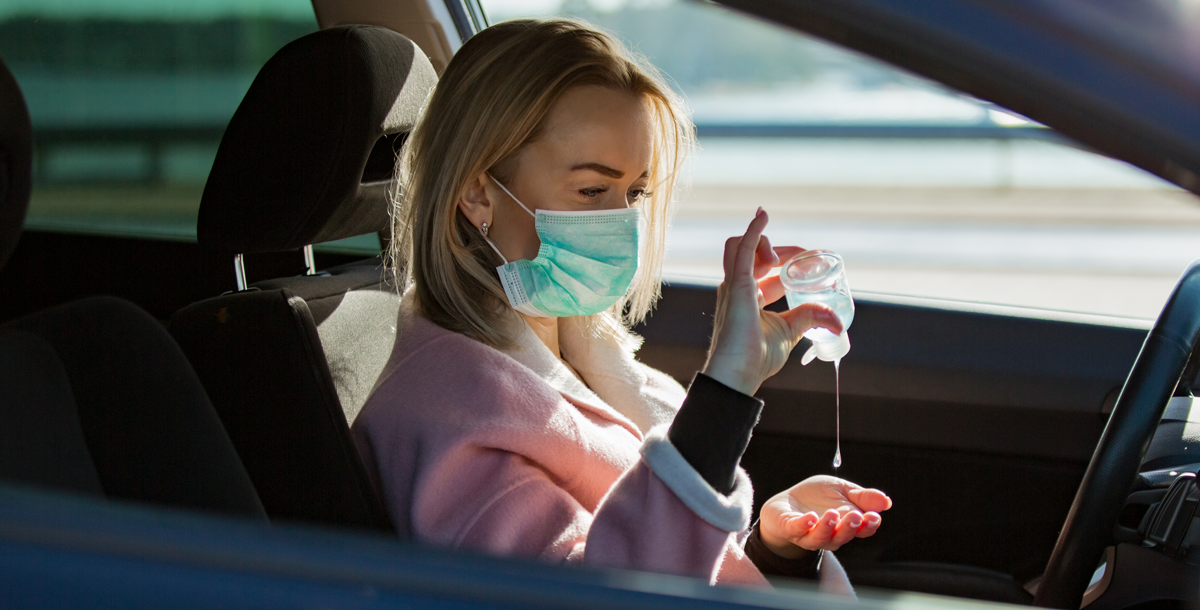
[483,174,642,318]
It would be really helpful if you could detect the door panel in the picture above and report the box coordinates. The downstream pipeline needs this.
[636,281,1150,579]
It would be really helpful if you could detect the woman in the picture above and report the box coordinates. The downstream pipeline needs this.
[353,18,891,592]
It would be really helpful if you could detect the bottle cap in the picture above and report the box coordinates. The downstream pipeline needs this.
[813,332,850,362]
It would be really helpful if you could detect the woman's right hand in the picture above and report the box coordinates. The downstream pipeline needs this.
[701,208,843,396]
[759,476,892,556]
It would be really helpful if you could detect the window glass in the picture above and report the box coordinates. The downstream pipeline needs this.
[2,0,381,254]
[481,0,1200,319]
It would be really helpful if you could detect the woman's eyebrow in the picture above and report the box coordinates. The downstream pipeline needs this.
[570,163,651,179]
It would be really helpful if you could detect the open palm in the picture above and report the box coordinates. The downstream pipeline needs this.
[759,475,892,556]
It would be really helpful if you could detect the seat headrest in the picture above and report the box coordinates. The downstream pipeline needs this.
[0,57,32,270]
[199,26,437,254]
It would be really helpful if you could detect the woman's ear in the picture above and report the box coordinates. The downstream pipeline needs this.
[458,172,493,231]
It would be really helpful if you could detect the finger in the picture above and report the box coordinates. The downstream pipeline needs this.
[778,511,820,538]
[846,488,893,512]
[734,209,769,281]
[757,233,778,264]
[759,274,787,305]
[761,245,806,292]
[774,245,804,262]
[722,236,740,279]
[829,511,864,548]
[779,301,843,337]
[752,234,779,279]
[796,509,841,549]
[855,512,883,538]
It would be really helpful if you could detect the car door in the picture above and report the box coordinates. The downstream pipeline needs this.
[4,0,1195,602]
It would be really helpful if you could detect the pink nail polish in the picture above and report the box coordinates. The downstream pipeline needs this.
[756,206,763,217]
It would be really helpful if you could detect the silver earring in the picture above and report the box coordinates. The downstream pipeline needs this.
[481,222,489,237]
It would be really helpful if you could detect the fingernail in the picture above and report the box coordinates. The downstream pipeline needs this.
[829,518,838,527]
[849,518,862,528]
[756,206,763,217]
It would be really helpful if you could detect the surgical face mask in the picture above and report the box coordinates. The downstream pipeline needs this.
[482,174,642,318]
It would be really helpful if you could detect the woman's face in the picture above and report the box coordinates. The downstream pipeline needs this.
[463,85,655,263]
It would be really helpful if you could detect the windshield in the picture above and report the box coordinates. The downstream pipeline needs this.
[482,0,1199,320]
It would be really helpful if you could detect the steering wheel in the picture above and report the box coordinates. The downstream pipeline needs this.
[1033,260,1200,608]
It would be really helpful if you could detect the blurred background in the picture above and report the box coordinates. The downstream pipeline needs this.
[0,0,382,250]
[5,0,1198,318]
[483,0,1200,320]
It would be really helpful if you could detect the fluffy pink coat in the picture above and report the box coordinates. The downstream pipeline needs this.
[353,292,850,592]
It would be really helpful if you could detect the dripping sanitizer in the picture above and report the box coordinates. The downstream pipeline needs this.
[780,249,853,469]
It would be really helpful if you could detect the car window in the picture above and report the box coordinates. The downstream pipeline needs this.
[480,0,1200,319]
[2,0,379,255]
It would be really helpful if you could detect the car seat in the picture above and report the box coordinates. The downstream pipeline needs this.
[168,26,437,533]
[0,56,266,520]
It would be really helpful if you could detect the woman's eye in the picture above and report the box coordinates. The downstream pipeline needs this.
[579,187,607,198]
[628,189,652,202]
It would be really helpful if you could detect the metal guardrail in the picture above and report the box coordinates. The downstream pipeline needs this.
[29,123,1062,185]
[696,123,1063,141]
[32,125,225,185]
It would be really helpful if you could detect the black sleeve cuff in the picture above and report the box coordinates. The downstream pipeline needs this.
[666,372,764,495]
[745,521,824,580]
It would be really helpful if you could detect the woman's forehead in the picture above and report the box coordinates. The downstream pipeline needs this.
[537,86,654,175]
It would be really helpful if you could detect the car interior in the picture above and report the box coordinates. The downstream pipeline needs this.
[2,0,1200,608]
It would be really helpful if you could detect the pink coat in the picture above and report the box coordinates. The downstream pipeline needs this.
[353,292,850,592]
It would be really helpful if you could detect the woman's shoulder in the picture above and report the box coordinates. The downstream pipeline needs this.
[385,291,511,370]
[359,300,563,430]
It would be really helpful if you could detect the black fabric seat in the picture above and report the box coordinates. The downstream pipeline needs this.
[169,25,437,533]
[0,57,265,520]
[0,328,103,496]
[2,298,267,518]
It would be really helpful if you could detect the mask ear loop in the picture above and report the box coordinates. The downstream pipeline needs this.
[486,172,537,217]
[481,229,509,264]
[480,172,538,266]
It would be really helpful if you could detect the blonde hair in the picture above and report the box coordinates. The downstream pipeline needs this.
[389,18,695,350]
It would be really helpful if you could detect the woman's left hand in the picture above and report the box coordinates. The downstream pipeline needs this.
[702,208,843,396]
[758,476,892,557]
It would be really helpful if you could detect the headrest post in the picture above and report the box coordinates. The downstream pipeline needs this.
[234,254,248,291]
[303,245,317,276]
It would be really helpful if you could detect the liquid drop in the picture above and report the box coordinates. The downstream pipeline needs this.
[832,358,842,470]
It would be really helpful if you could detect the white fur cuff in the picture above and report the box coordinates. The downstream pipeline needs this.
[639,427,753,533]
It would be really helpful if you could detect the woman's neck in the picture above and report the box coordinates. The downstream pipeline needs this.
[521,314,561,360]
[521,314,590,387]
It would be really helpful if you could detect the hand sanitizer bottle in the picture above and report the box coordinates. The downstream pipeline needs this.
[780,250,854,365]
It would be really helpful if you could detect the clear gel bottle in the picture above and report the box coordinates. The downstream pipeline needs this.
[780,250,854,364]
